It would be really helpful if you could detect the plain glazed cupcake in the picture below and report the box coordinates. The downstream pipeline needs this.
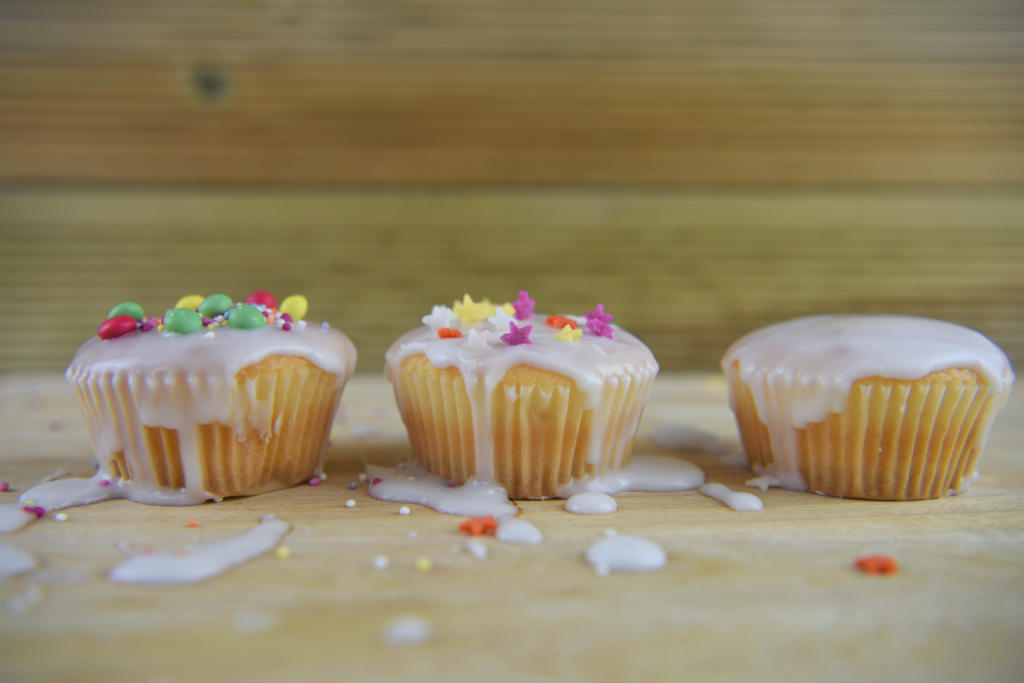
[66,290,356,504]
[721,315,1014,500]
[385,292,659,498]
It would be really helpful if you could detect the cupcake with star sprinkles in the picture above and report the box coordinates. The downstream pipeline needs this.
[65,290,356,504]
[722,315,1014,500]
[385,292,659,498]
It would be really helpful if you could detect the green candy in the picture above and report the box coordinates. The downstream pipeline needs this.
[228,304,266,330]
[108,302,144,321]
[163,308,203,334]
[198,293,233,318]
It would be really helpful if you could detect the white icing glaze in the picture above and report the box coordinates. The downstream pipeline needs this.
[381,615,434,646]
[386,310,658,483]
[556,454,705,497]
[699,483,764,512]
[495,516,543,545]
[21,474,120,510]
[651,424,730,454]
[366,455,704,516]
[0,505,36,534]
[65,324,356,505]
[722,315,1015,490]
[365,464,518,518]
[0,542,37,582]
[108,514,289,585]
[585,536,666,576]
[565,492,618,515]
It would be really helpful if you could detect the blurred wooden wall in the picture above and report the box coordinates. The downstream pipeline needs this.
[1,1,1022,373]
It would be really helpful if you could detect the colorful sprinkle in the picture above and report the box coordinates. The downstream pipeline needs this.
[855,554,899,575]
[500,321,532,346]
[279,295,308,321]
[586,318,614,339]
[373,555,390,570]
[140,316,159,332]
[282,322,292,332]
[274,545,292,560]
[346,499,356,508]
[98,479,111,487]
[22,506,44,518]
[54,512,68,522]
[187,517,199,528]
[245,290,278,310]
[458,515,499,537]
[0,482,9,492]
[584,303,613,326]
[174,294,205,311]
[107,302,145,321]
[438,328,463,339]
[555,324,583,343]
[546,315,577,329]
[98,315,138,340]
[348,481,358,489]
[398,506,411,516]
[308,477,322,486]
[372,477,383,485]
[452,294,497,324]
[413,556,433,573]
[512,290,535,320]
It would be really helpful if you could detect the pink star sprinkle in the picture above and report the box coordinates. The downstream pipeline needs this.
[308,477,322,486]
[512,290,535,320]
[372,477,383,485]
[500,322,533,346]
[584,303,613,326]
[586,318,614,339]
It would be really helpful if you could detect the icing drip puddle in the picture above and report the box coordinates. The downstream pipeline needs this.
[108,515,289,586]
[586,536,667,576]
[366,455,706,518]
[699,483,764,512]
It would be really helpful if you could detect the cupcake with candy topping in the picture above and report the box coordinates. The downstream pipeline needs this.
[66,290,356,504]
[385,291,659,499]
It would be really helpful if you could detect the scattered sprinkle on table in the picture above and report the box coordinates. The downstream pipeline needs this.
[855,554,899,575]
[187,518,199,528]
[413,557,433,573]
[308,477,322,486]
[345,499,356,508]
[372,555,390,570]
[54,512,68,522]
[398,506,411,516]
[0,482,9,492]
[348,482,358,489]
[274,545,292,560]
[458,514,499,536]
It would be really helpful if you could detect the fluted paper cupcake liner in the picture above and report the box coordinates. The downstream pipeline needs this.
[392,354,655,498]
[72,355,343,499]
[728,367,1000,500]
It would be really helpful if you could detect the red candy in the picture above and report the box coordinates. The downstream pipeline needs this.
[246,290,278,310]
[98,315,138,340]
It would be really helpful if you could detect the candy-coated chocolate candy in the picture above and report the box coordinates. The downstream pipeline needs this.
[174,294,204,310]
[98,315,138,340]
[107,302,144,321]
[198,293,232,318]
[228,304,266,329]
[163,308,203,334]
[245,290,277,309]
[279,294,308,321]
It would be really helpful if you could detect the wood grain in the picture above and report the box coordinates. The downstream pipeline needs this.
[0,373,1022,682]
[1,188,1021,374]
[1,0,1022,185]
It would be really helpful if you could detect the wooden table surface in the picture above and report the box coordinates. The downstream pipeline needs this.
[0,373,1022,682]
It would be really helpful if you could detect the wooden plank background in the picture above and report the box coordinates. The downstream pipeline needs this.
[0,1,1022,374]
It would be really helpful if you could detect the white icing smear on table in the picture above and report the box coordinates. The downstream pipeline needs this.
[0,505,36,534]
[585,536,666,576]
[722,315,1015,491]
[699,483,764,512]
[21,474,120,510]
[108,514,289,586]
[495,516,543,545]
[565,492,618,515]
[652,424,730,454]
[366,455,704,515]
[0,542,37,582]
[366,464,518,518]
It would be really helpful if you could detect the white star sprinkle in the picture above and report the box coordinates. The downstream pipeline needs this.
[421,305,460,330]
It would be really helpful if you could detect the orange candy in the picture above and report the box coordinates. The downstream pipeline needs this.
[459,515,498,536]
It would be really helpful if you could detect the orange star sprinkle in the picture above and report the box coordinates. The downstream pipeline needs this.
[546,315,577,330]
[438,328,463,339]
[854,554,899,575]
[458,515,498,536]
[186,517,199,528]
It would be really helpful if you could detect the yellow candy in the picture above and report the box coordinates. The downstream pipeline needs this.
[452,294,497,324]
[555,324,583,343]
[275,545,292,560]
[414,556,433,573]
[280,294,308,321]
[500,303,514,315]
[174,294,204,311]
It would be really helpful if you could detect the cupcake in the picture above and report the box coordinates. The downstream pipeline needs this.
[385,292,659,498]
[65,290,356,504]
[721,315,1014,500]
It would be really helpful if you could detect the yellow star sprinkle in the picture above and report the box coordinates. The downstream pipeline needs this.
[555,324,583,343]
[499,303,514,315]
[452,294,497,324]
